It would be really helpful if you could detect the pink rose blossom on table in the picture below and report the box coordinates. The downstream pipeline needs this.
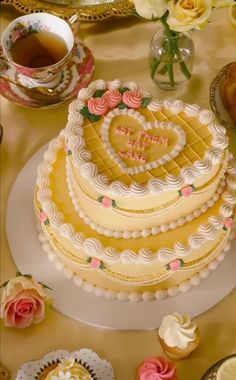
[122,90,143,108]
[138,356,178,380]
[90,257,102,269]
[0,274,51,329]
[87,97,108,115]
[180,185,193,197]
[224,217,234,230]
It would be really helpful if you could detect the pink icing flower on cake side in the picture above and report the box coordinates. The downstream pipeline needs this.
[91,257,102,269]
[138,357,178,380]
[179,185,193,197]
[87,97,108,115]
[103,89,122,108]
[122,90,143,108]
[224,217,234,230]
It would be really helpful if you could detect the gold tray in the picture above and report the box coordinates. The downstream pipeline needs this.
[1,0,134,21]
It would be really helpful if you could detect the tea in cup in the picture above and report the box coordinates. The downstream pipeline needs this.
[1,13,76,88]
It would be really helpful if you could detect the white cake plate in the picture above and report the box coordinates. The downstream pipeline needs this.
[6,144,236,330]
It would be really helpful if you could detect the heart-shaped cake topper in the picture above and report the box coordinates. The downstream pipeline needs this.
[101,108,186,175]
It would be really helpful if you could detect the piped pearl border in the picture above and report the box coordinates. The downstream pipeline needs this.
[38,224,236,302]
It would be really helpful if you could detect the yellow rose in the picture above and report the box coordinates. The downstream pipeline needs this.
[212,0,234,8]
[133,0,168,19]
[167,0,213,32]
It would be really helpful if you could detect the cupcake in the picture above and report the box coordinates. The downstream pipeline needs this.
[158,312,200,360]
[138,356,178,380]
[40,356,95,380]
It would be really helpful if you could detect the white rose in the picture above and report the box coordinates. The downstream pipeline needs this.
[133,0,168,19]
[212,0,234,8]
[167,0,213,32]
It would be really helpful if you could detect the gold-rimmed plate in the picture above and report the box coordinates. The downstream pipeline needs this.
[201,354,236,380]
[210,62,236,133]
[1,0,134,22]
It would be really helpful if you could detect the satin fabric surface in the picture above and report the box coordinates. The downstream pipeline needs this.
[0,6,236,380]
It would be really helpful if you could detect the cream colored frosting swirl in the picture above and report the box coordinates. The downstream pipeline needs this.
[45,356,92,380]
[159,312,197,349]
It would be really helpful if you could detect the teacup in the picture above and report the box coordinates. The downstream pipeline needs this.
[1,13,77,88]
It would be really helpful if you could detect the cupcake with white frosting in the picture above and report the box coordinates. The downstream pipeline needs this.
[158,312,200,360]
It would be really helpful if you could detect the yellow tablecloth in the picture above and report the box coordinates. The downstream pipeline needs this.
[1,6,236,379]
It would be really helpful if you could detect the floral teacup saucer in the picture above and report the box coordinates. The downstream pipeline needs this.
[0,37,95,109]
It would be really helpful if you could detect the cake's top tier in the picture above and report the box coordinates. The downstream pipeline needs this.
[65,79,228,197]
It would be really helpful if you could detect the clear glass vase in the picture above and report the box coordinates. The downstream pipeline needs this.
[149,28,194,91]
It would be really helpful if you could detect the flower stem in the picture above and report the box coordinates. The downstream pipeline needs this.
[151,11,192,88]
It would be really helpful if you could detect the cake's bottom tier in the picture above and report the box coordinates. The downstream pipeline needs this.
[35,147,235,298]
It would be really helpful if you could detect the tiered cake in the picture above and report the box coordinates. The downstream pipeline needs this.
[35,79,236,301]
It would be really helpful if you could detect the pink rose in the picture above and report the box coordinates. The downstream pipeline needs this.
[180,185,193,197]
[39,211,48,224]
[138,357,177,380]
[224,217,233,229]
[0,276,51,329]
[87,97,108,115]
[91,257,102,269]
[169,259,183,271]
[102,89,122,108]
[15,65,35,76]
[101,196,113,208]
[122,90,143,108]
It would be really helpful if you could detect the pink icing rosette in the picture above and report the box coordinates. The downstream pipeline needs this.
[91,257,102,269]
[101,196,113,208]
[180,185,193,197]
[138,357,178,380]
[122,90,143,108]
[224,217,233,229]
[87,97,108,115]
[103,89,122,108]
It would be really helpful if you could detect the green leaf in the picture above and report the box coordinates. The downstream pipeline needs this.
[80,105,90,117]
[39,282,53,291]
[119,87,130,94]
[80,106,101,122]
[97,196,103,203]
[93,89,106,98]
[118,102,128,109]
[87,113,101,122]
[100,262,105,270]
[112,200,117,208]
[0,280,9,288]
[87,257,92,263]
[16,271,22,277]
[142,97,152,107]
[180,259,185,267]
